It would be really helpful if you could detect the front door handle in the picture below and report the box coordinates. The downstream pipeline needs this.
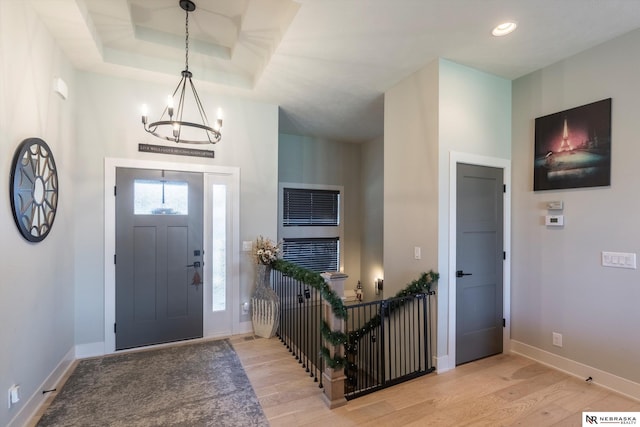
[456,270,472,278]
[186,261,201,268]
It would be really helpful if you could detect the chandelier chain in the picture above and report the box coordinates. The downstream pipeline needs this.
[184,8,189,71]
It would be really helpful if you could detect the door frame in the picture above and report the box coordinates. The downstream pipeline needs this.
[104,157,240,354]
[447,152,511,370]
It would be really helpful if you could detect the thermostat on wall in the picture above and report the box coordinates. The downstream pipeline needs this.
[545,215,564,226]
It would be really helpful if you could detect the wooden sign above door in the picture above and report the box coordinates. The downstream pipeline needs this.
[139,143,214,159]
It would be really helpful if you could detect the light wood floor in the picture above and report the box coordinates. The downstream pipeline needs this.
[29,335,639,426]
[232,335,640,427]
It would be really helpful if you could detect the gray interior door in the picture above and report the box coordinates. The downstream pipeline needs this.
[456,163,504,365]
[116,168,203,350]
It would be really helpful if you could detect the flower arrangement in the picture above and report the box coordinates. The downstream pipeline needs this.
[252,235,281,265]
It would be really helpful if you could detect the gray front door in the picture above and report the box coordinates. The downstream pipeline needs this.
[456,163,504,365]
[115,168,203,350]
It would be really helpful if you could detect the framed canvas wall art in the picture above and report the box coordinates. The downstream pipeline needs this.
[534,98,611,191]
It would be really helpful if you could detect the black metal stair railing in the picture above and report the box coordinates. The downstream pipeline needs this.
[271,268,324,388]
[343,292,435,400]
[269,264,437,400]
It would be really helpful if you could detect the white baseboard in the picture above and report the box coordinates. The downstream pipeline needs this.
[7,347,75,427]
[75,342,105,358]
[236,320,253,335]
[435,355,453,374]
[510,339,640,402]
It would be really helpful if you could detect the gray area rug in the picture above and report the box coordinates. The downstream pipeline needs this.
[37,339,268,427]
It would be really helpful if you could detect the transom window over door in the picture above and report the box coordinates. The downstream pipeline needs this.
[279,184,343,273]
[134,179,188,215]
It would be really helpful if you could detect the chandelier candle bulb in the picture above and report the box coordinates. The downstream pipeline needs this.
[214,108,223,131]
[141,104,148,124]
[167,95,174,117]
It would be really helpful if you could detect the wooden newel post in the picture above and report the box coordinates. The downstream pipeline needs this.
[320,272,348,409]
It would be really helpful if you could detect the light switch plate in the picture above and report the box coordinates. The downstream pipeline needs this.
[602,251,637,269]
[7,385,19,408]
[547,201,563,210]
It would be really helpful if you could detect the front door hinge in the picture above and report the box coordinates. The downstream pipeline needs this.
[503,184,506,193]
[503,318,506,327]
[503,251,506,260]
[114,254,116,265]
[114,186,117,196]
[114,323,117,333]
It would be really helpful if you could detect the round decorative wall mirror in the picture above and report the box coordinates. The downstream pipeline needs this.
[10,138,59,242]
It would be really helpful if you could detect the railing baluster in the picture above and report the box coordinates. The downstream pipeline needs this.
[303,286,308,372]
[317,287,323,388]
[271,269,328,390]
[313,286,318,381]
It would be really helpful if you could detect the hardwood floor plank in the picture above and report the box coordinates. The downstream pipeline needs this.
[492,369,568,402]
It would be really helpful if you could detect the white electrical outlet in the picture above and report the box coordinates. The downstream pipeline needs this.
[552,332,563,347]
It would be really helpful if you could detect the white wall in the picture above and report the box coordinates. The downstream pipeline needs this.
[73,72,279,346]
[0,2,76,426]
[278,133,362,290]
[384,59,511,363]
[384,60,440,296]
[512,29,640,385]
[360,135,384,300]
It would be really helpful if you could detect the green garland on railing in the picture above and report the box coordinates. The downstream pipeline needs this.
[272,260,347,319]
[321,320,347,346]
[342,270,439,384]
[319,346,346,369]
[271,260,439,370]
[272,260,348,368]
[347,270,439,343]
[393,270,439,298]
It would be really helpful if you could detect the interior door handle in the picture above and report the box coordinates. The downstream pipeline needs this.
[456,270,472,277]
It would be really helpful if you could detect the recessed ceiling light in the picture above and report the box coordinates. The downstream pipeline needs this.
[492,22,517,37]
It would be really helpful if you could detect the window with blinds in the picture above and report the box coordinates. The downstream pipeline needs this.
[279,184,343,274]
[282,188,339,226]
[282,237,339,273]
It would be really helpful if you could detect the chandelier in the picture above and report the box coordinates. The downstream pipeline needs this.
[141,0,222,144]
